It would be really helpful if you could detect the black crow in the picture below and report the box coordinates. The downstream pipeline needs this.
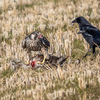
[72,16,100,59]
[22,31,50,64]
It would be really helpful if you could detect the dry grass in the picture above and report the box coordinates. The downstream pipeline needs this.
[0,0,100,99]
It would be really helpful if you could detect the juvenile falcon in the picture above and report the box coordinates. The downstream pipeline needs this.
[22,31,50,64]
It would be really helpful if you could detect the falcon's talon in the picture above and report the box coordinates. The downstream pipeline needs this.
[26,60,29,65]
[39,62,44,64]
[39,58,45,64]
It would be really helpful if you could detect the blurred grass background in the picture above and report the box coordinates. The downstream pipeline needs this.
[0,0,100,99]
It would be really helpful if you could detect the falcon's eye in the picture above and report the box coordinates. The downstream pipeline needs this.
[36,33,38,35]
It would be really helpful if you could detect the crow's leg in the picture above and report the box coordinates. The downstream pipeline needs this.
[82,48,92,59]
[77,30,86,34]
[91,47,95,60]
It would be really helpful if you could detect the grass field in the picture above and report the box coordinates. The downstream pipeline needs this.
[0,0,100,99]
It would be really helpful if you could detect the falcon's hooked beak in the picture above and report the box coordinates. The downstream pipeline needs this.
[37,34,43,38]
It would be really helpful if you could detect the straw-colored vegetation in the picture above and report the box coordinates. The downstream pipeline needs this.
[0,0,100,99]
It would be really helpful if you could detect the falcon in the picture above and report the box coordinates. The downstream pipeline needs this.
[72,16,100,59]
[22,31,50,64]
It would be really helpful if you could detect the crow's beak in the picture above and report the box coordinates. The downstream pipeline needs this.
[71,19,77,26]
[71,23,74,26]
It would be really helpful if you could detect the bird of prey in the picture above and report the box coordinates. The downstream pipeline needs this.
[29,54,68,69]
[72,16,100,59]
[22,31,50,64]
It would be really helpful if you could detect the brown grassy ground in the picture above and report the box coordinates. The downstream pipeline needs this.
[0,0,100,99]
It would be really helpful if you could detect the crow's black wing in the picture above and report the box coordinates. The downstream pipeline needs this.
[81,25,100,37]
[41,37,50,48]
[82,25,98,31]
[82,32,94,47]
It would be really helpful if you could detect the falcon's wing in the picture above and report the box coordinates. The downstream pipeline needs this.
[22,38,26,49]
[41,37,50,48]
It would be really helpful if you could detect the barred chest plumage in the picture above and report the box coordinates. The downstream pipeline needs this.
[25,36,44,51]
